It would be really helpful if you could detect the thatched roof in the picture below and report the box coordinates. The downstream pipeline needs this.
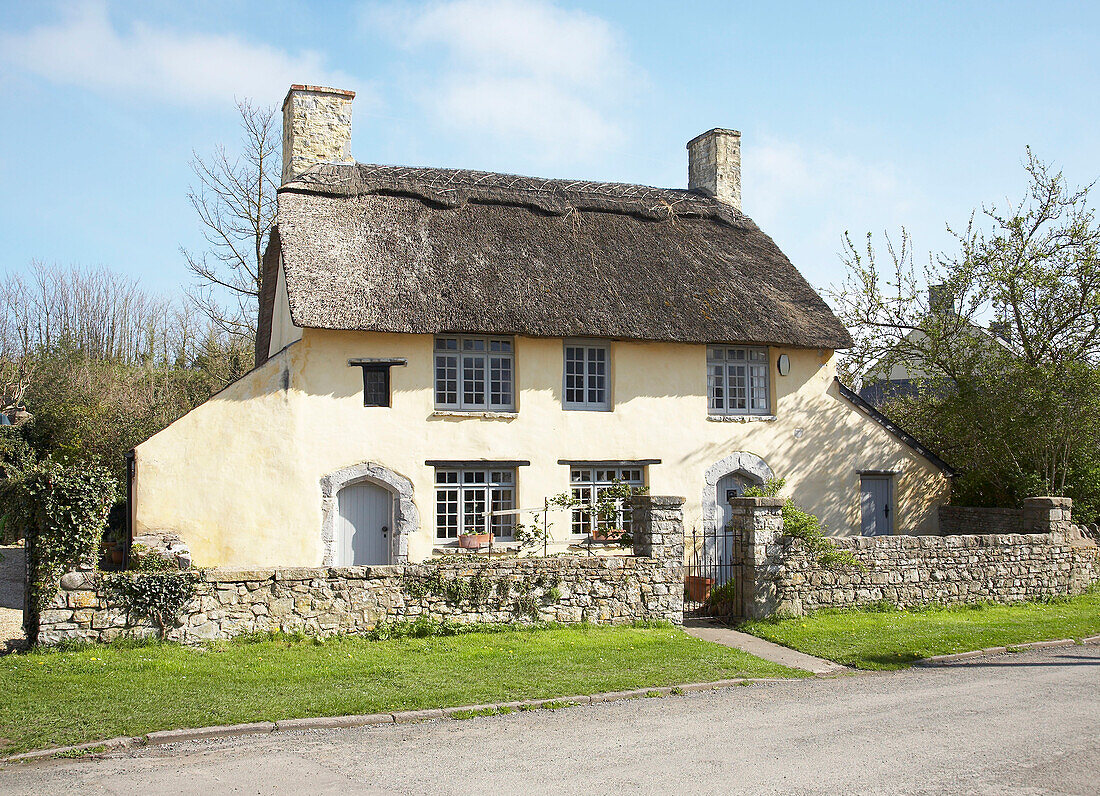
[267,162,851,352]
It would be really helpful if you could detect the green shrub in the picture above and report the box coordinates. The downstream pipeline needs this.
[704,581,738,610]
[743,478,863,572]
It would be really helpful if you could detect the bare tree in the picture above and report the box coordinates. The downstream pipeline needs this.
[182,99,279,342]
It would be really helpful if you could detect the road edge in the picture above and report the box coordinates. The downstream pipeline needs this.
[0,676,800,765]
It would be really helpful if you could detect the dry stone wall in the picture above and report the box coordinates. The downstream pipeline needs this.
[729,496,1100,618]
[773,533,1099,615]
[35,497,685,646]
[938,506,1027,535]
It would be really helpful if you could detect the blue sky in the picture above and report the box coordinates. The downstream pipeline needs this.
[1,0,1098,298]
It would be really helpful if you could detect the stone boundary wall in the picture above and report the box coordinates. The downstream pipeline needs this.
[730,496,1100,618]
[938,506,1027,535]
[938,496,1077,536]
[772,533,1100,616]
[35,497,686,646]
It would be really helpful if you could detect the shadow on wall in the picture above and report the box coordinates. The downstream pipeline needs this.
[681,379,948,537]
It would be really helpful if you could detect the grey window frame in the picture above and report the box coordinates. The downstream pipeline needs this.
[563,340,611,411]
[434,335,515,411]
[434,467,517,541]
[568,465,645,538]
[707,345,770,415]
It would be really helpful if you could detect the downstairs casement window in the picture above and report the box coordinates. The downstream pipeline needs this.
[434,336,515,411]
[435,468,516,540]
[707,346,770,415]
[569,466,645,537]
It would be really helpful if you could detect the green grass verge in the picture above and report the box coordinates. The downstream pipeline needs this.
[0,624,803,754]
[742,589,1100,670]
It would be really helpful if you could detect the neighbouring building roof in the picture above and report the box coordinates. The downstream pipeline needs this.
[263,162,853,352]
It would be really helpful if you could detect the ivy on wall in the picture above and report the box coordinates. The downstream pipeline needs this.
[2,457,117,622]
[103,571,200,638]
[401,569,563,619]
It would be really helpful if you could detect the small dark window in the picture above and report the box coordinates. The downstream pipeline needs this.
[361,366,390,407]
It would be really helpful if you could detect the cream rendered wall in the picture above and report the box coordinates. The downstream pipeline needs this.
[268,258,302,357]
[134,329,950,567]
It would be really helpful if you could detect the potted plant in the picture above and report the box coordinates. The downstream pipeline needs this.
[704,582,739,617]
[458,529,493,549]
[684,574,714,603]
[592,526,624,542]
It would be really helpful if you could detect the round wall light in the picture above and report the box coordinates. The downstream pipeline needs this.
[777,354,791,376]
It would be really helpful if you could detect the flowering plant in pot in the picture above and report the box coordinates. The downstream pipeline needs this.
[458,528,493,549]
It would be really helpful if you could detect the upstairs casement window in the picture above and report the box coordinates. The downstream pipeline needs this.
[707,346,770,415]
[434,336,515,411]
[569,466,645,537]
[435,468,516,540]
[563,341,610,411]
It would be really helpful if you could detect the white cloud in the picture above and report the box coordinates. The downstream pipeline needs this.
[745,138,907,226]
[0,1,357,107]
[742,137,926,287]
[367,0,634,157]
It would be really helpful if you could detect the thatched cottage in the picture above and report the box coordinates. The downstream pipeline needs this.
[131,85,953,567]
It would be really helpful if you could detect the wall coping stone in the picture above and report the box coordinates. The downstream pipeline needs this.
[205,568,276,583]
[633,495,685,508]
[730,496,784,508]
[1022,496,1073,509]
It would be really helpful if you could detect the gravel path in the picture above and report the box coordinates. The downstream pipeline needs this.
[0,545,24,654]
[2,645,1097,794]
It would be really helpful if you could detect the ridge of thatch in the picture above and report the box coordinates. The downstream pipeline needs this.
[271,162,853,350]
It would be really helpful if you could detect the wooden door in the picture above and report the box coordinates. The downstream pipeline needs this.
[336,482,392,565]
[860,476,893,537]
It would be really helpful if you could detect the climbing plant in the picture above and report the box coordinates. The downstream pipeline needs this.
[2,456,117,612]
[400,567,563,619]
[103,569,200,639]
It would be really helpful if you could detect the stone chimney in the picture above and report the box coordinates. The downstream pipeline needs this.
[687,128,741,210]
[281,85,355,184]
[928,284,954,316]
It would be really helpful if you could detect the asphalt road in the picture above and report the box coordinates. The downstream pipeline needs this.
[3,646,1098,795]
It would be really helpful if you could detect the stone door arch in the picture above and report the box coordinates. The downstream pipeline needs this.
[320,462,418,565]
[701,452,775,538]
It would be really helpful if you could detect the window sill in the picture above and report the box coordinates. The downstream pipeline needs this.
[430,410,518,421]
[707,414,777,423]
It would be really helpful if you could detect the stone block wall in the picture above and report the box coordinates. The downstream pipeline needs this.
[35,497,686,646]
[730,496,1100,618]
[281,85,354,183]
[938,497,1076,536]
[938,506,1026,535]
[773,533,1098,615]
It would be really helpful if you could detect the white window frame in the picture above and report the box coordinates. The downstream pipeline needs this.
[707,345,770,415]
[568,466,645,538]
[434,335,515,411]
[434,468,517,541]
[563,340,611,411]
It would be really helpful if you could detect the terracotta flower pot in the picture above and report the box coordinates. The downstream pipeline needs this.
[684,575,714,603]
[110,548,125,565]
[592,528,624,541]
[458,532,493,549]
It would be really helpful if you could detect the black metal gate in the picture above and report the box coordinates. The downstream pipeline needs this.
[684,523,743,619]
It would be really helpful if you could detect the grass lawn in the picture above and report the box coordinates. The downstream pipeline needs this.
[742,589,1100,670]
[0,624,803,755]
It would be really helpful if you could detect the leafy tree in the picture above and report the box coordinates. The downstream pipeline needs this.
[831,152,1100,515]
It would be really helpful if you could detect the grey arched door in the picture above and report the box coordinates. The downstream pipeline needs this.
[713,472,756,585]
[336,482,392,565]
